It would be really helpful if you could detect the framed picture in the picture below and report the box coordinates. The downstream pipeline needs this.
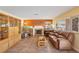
[72,16,79,32]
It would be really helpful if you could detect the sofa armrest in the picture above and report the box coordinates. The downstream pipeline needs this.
[68,33,74,44]
[58,38,72,50]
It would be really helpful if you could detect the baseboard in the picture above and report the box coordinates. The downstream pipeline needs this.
[72,47,79,52]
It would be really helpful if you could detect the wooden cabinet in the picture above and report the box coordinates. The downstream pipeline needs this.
[8,27,21,48]
[14,27,21,44]
[0,39,8,52]
[0,13,21,52]
[8,27,15,48]
[8,17,21,48]
[18,20,21,33]
[0,14,9,52]
[0,25,1,40]
[0,14,8,40]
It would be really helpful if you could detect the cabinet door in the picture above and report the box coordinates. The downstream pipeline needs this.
[0,27,1,40]
[14,27,21,44]
[8,27,15,48]
[0,39,8,52]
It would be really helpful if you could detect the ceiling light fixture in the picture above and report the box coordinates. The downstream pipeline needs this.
[34,13,39,15]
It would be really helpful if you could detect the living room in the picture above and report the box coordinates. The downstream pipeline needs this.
[0,6,79,53]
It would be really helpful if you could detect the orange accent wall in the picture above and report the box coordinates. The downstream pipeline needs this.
[24,19,53,26]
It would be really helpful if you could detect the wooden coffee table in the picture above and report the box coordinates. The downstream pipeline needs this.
[37,36,46,47]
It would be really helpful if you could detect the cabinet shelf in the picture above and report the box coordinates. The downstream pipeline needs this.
[0,14,8,40]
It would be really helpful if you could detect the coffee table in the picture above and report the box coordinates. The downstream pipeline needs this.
[37,36,46,47]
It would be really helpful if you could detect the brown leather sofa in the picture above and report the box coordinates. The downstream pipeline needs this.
[44,30,54,37]
[44,30,74,50]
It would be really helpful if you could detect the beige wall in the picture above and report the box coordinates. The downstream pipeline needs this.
[54,7,79,20]
[73,33,79,52]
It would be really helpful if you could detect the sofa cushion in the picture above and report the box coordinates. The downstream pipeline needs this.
[61,32,70,39]
[58,35,65,38]
[57,37,66,41]
[49,35,57,42]
[49,32,54,35]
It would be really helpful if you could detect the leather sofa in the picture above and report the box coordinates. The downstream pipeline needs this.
[44,30,74,50]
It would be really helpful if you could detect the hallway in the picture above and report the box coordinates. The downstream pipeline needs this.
[6,36,76,53]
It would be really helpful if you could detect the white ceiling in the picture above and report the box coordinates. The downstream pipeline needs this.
[0,6,74,19]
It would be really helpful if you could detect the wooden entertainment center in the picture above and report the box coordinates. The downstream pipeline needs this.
[0,12,21,52]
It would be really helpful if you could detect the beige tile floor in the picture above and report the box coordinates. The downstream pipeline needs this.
[5,35,76,53]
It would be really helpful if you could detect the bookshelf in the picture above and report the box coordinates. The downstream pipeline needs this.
[0,14,8,40]
[0,12,21,52]
[0,13,9,52]
[8,16,21,48]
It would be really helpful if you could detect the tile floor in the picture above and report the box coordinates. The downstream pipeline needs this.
[5,35,76,53]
